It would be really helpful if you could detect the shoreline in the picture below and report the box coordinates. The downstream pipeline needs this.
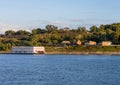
[1,51,120,55]
[46,52,120,55]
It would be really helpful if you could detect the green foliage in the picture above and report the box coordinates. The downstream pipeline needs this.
[45,25,58,33]
[77,27,86,33]
[1,23,120,51]
[46,46,120,53]
[90,26,98,33]
[15,30,31,35]
[5,30,15,36]
[32,28,46,34]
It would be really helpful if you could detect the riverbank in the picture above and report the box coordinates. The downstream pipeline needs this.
[1,46,120,55]
[1,51,120,55]
[45,46,120,55]
[46,52,120,55]
[0,51,10,54]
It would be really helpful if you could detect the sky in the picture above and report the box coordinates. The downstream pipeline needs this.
[0,0,120,33]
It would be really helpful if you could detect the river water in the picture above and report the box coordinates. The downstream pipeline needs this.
[0,54,120,85]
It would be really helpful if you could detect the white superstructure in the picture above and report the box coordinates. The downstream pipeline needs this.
[11,46,45,54]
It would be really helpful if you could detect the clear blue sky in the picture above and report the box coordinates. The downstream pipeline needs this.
[0,0,120,31]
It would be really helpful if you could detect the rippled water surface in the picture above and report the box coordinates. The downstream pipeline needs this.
[0,54,120,85]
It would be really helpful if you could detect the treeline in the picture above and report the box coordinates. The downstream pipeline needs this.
[0,22,120,51]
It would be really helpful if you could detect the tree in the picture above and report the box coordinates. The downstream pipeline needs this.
[76,34,83,40]
[90,26,98,33]
[5,30,15,36]
[110,32,119,44]
[32,28,46,34]
[15,30,31,35]
[77,27,86,33]
[64,27,70,32]
[45,25,58,33]
[98,25,105,32]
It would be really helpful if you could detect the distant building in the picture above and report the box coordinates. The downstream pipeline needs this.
[61,41,71,46]
[76,40,82,45]
[85,41,96,46]
[100,41,112,46]
[11,46,45,54]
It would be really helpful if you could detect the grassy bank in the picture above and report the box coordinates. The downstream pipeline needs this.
[1,46,120,55]
[45,46,120,54]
